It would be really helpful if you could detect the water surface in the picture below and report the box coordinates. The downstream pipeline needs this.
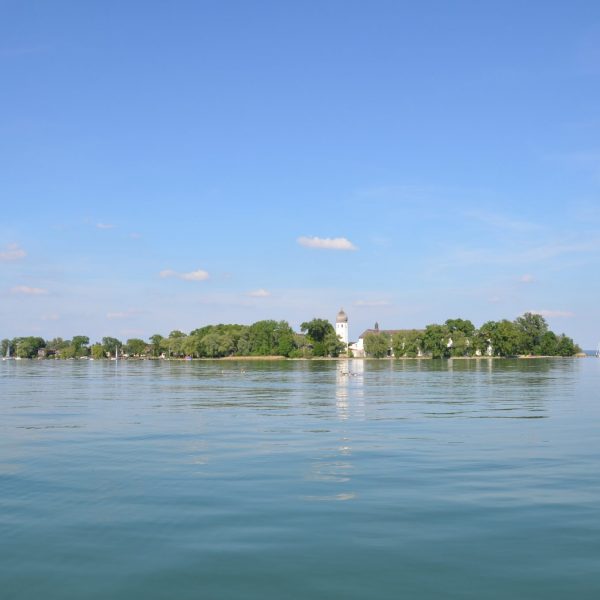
[2,359,600,599]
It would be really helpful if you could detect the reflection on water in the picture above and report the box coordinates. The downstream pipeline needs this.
[1,358,599,600]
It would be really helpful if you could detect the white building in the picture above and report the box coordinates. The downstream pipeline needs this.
[336,308,349,347]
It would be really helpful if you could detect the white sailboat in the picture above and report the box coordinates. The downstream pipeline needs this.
[2,343,11,361]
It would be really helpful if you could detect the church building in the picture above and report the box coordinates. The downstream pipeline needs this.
[335,308,349,346]
[337,308,418,357]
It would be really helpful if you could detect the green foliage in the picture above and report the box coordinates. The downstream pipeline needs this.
[125,338,147,356]
[363,332,390,358]
[445,318,475,338]
[15,337,46,358]
[4,312,581,361]
[556,334,579,357]
[71,336,90,356]
[422,324,451,359]
[493,320,523,356]
[449,331,471,357]
[102,337,122,357]
[91,344,105,360]
[392,330,423,357]
[300,318,342,357]
[514,312,548,354]
[324,331,346,357]
[300,319,334,344]
[149,334,164,357]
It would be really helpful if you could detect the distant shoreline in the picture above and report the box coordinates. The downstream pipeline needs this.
[5,354,592,363]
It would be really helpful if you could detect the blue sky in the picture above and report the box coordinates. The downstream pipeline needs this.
[1,0,600,347]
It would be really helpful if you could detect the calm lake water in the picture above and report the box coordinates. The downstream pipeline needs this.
[2,358,600,599]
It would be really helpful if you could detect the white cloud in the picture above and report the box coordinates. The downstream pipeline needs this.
[0,243,26,262]
[354,300,391,307]
[41,313,60,321]
[297,236,357,251]
[160,269,210,281]
[530,309,575,318]
[11,285,48,295]
[181,270,210,281]
[519,274,535,283]
[129,232,142,239]
[248,288,271,297]
[96,222,115,229]
[107,312,129,320]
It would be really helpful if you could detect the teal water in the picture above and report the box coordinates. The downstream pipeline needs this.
[1,359,600,599]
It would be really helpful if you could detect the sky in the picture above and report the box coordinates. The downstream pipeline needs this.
[1,0,600,347]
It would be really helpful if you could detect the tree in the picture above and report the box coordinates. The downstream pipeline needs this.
[149,334,165,357]
[71,336,90,356]
[102,337,122,357]
[166,331,187,357]
[324,331,346,357]
[15,337,46,358]
[445,318,475,338]
[125,338,147,356]
[492,320,523,356]
[58,344,77,359]
[449,330,470,357]
[91,344,105,360]
[300,318,336,357]
[539,331,558,355]
[515,312,548,354]
[392,330,423,358]
[422,324,451,359]
[199,332,234,357]
[300,319,334,344]
[245,320,296,356]
[556,334,578,357]
[363,332,390,358]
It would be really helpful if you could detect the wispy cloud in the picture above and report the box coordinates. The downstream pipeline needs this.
[11,285,48,296]
[354,300,391,307]
[466,211,542,232]
[41,313,60,321]
[107,309,141,320]
[435,238,600,270]
[96,222,115,230]
[519,274,535,283]
[297,236,357,251]
[159,269,210,281]
[0,243,26,262]
[248,289,271,297]
[107,312,129,320]
[129,232,142,239]
[531,309,575,318]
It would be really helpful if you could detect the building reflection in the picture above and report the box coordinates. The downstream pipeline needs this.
[335,359,365,421]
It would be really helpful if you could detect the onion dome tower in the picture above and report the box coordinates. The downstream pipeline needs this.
[336,308,349,346]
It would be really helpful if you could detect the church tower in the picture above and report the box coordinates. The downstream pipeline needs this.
[336,308,349,346]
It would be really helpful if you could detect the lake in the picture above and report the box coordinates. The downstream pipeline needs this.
[2,358,600,599]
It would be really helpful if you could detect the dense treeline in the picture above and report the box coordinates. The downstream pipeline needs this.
[1,318,346,360]
[363,313,580,358]
[1,313,580,360]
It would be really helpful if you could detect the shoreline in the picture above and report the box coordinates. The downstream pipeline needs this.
[7,354,592,362]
